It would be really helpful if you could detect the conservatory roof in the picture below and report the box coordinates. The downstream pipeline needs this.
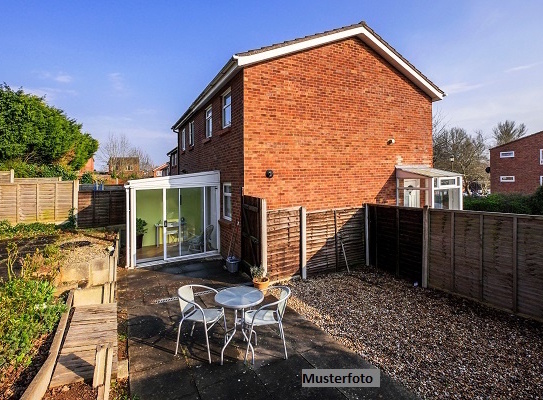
[396,166,462,179]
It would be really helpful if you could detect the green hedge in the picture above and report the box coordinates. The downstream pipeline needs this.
[464,186,543,215]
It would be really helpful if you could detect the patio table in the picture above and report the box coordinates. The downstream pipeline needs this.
[214,286,264,365]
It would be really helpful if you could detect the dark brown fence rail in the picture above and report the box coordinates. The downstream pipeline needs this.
[78,190,125,228]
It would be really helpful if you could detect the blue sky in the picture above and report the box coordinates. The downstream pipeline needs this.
[2,1,542,169]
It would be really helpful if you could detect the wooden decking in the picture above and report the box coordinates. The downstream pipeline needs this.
[50,303,117,388]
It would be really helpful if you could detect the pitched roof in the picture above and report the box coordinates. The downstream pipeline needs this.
[489,130,543,150]
[172,21,445,130]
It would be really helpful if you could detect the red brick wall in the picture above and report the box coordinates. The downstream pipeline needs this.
[176,71,244,258]
[490,132,543,195]
[242,38,433,210]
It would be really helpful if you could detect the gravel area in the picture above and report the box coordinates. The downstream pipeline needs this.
[287,266,543,400]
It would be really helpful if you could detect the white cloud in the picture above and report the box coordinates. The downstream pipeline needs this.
[108,72,126,94]
[505,62,542,73]
[24,87,78,102]
[441,82,484,95]
[34,71,74,84]
[54,73,73,83]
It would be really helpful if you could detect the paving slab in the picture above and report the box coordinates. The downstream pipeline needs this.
[119,260,418,400]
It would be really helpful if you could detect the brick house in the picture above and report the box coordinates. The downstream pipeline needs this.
[170,21,445,260]
[152,162,170,177]
[489,131,543,195]
[108,157,140,176]
[167,147,178,175]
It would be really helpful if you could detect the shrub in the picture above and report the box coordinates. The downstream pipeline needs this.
[0,220,59,239]
[0,278,65,368]
[80,171,94,184]
[464,187,543,215]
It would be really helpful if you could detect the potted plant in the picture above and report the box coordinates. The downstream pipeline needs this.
[136,218,148,249]
[251,264,270,292]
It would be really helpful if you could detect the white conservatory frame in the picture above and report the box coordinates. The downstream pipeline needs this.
[124,171,221,268]
[395,166,463,210]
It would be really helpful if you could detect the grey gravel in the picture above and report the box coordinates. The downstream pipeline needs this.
[287,266,543,400]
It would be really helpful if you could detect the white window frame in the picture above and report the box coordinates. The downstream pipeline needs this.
[500,176,515,182]
[181,128,186,151]
[540,176,543,186]
[171,152,177,167]
[540,149,543,165]
[205,106,213,138]
[223,183,232,221]
[500,151,515,158]
[222,88,232,128]
[189,121,194,146]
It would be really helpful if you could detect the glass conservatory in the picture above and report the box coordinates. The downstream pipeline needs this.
[124,171,220,268]
[395,166,463,210]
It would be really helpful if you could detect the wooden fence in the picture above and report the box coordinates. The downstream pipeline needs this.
[0,180,77,224]
[78,190,126,228]
[266,206,365,280]
[428,209,543,320]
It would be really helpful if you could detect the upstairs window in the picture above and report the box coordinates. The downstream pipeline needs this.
[181,128,186,151]
[171,152,177,167]
[500,176,515,182]
[540,149,543,165]
[205,106,213,138]
[222,89,232,128]
[189,121,195,146]
[500,151,515,158]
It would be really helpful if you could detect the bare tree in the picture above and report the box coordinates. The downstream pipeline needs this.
[492,120,527,146]
[433,127,488,193]
[97,132,155,177]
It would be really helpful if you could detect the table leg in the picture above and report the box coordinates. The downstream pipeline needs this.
[241,308,255,364]
[220,309,238,365]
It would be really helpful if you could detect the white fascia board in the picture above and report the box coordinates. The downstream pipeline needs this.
[125,170,220,190]
[235,26,444,102]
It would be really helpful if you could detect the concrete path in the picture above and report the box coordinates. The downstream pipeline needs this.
[118,260,417,400]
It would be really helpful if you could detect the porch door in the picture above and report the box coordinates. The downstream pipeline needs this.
[404,179,420,207]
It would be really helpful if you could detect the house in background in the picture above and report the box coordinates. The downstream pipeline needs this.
[490,131,543,195]
[79,157,95,175]
[153,162,170,177]
[108,157,140,176]
[167,147,178,175]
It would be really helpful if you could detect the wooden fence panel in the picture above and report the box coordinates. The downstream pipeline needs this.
[306,210,336,275]
[0,185,17,223]
[336,208,365,269]
[77,191,126,228]
[482,215,514,310]
[428,210,453,290]
[18,184,38,223]
[267,208,300,281]
[398,208,423,281]
[374,206,397,274]
[453,213,481,299]
[517,218,543,317]
[241,195,262,274]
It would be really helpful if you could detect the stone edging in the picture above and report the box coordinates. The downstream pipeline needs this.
[20,290,74,400]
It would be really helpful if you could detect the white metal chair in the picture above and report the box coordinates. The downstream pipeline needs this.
[243,286,291,364]
[187,224,214,252]
[175,284,227,364]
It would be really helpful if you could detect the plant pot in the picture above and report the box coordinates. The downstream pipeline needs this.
[136,234,144,249]
[253,277,270,292]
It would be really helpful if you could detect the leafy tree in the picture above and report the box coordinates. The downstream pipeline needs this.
[492,120,527,146]
[433,126,488,193]
[0,83,98,173]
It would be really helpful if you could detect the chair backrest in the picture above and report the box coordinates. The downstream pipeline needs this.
[205,224,214,237]
[178,285,195,315]
[275,286,291,319]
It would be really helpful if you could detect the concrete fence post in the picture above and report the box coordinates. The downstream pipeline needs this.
[300,206,307,279]
[422,206,429,288]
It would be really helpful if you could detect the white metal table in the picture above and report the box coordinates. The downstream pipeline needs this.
[214,286,264,365]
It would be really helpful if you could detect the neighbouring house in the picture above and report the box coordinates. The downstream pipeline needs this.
[489,131,543,195]
[125,21,459,268]
[167,147,178,175]
[108,157,140,176]
[153,162,170,177]
[79,157,95,175]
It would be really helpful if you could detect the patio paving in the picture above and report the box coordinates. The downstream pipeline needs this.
[118,259,418,400]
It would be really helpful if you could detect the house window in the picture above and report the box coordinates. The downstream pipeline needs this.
[171,152,177,167]
[205,106,213,138]
[181,128,186,151]
[125,165,134,171]
[223,183,232,220]
[541,176,543,186]
[189,121,194,146]
[500,176,515,182]
[540,149,543,165]
[500,151,515,158]
[222,89,231,128]
[156,170,162,177]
